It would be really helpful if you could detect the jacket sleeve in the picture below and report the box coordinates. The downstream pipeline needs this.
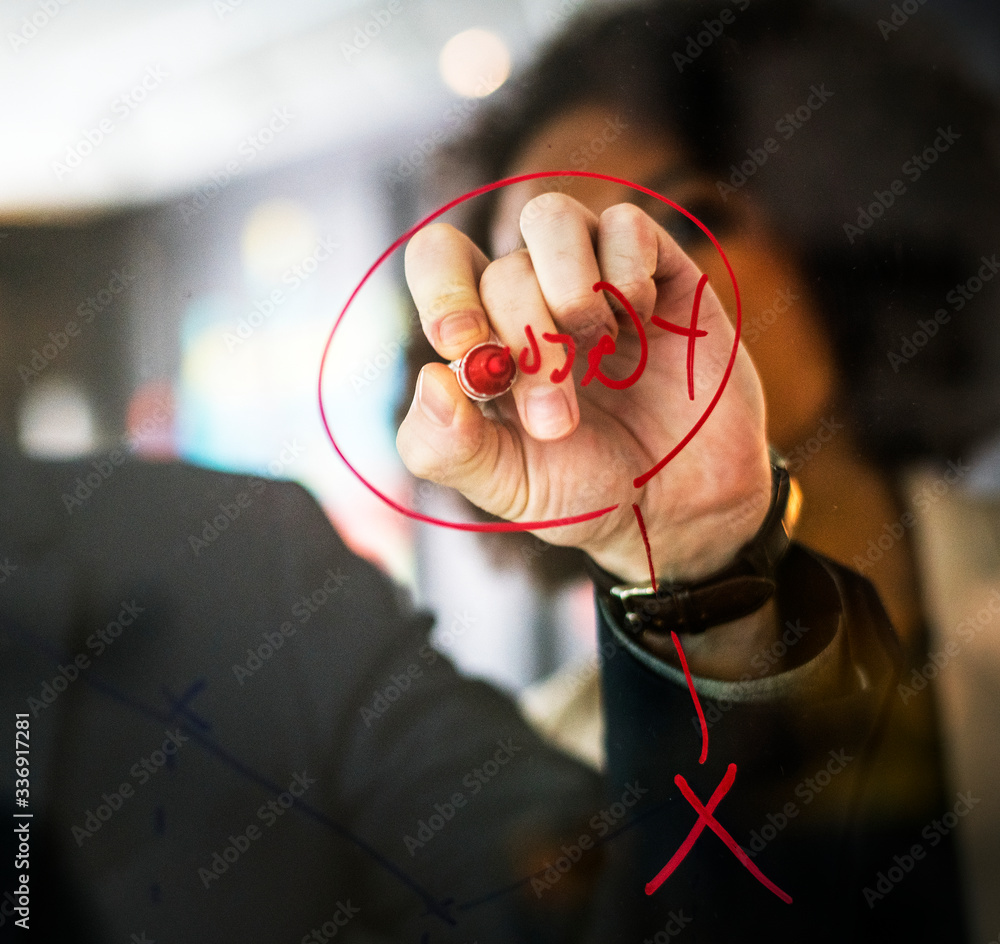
[589,542,968,943]
[2,451,963,943]
[0,457,605,944]
[261,480,607,944]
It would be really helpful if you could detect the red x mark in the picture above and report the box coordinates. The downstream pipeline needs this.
[651,272,710,401]
[645,763,792,904]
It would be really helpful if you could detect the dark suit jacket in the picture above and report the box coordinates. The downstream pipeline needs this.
[0,443,966,942]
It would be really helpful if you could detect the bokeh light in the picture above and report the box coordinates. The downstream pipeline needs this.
[438,28,510,98]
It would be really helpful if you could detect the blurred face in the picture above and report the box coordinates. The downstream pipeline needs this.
[490,103,836,452]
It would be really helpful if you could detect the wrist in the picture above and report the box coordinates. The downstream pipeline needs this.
[589,457,799,637]
[653,598,781,681]
[617,544,842,684]
[589,452,774,585]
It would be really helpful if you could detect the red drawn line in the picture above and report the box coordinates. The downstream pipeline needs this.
[650,271,709,401]
[581,281,648,390]
[633,507,708,764]
[651,321,707,339]
[645,764,735,895]
[518,325,541,374]
[631,503,657,594]
[542,332,576,384]
[674,769,793,904]
[317,169,741,532]
[671,631,709,764]
[686,273,709,401]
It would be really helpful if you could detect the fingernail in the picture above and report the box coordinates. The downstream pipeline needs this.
[439,313,480,349]
[524,387,573,439]
[418,370,455,428]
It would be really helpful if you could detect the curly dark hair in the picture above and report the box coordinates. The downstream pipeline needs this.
[402,0,1000,581]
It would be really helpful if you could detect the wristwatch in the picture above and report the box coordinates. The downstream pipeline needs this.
[590,457,800,636]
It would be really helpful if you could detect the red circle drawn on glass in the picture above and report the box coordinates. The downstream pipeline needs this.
[317,170,743,533]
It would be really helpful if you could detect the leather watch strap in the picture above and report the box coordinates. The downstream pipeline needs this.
[589,461,795,636]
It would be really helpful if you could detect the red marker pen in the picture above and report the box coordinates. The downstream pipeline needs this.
[449,342,517,402]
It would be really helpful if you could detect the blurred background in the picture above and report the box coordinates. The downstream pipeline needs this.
[2,0,998,696]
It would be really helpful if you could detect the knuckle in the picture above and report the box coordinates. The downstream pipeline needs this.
[407,222,460,261]
[600,203,659,257]
[601,201,651,233]
[596,205,660,317]
[604,275,653,305]
[479,250,533,305]
[550,286,604,322]
[520,191,580,230]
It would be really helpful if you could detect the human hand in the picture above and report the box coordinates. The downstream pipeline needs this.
[396,193,771,585]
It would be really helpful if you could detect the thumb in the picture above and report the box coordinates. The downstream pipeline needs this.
[396,363,520,516]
